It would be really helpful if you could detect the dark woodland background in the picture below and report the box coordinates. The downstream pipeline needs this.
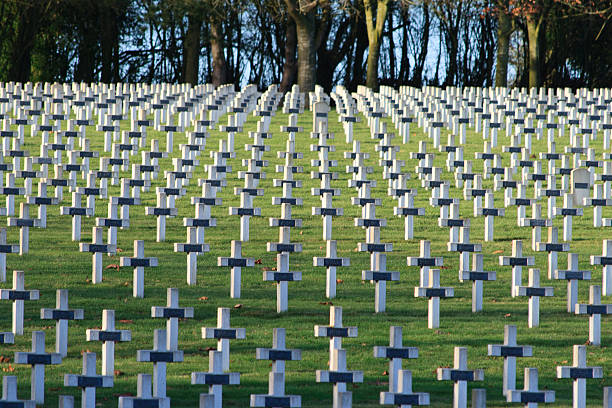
[0,0,610,92]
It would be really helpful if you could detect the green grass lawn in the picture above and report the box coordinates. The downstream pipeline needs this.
[0,102,610,407]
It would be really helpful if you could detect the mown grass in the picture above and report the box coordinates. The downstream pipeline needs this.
[0,103,610,407]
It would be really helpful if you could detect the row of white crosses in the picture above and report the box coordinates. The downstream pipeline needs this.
[263,89,306,313]
[351,92,402,313]
[0,299,609,407]
[1,81,612,404]
[0,287,194,407]
[0,334,604,408]
[358,86,612,316]
[1,81,612,294]
[172,87,258,286]
[217,93,278,298]
[315,306,362,407]
[311,98,350,300]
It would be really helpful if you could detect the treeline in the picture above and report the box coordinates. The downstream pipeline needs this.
[0,0,610,91]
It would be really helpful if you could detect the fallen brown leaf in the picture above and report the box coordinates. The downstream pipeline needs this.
[504,313,511,318]
[255,259,262,264]
[199,296,209,301]
[114,370,124,376]
[105,264,120,271]
[234,304,242,309]
[492,250,503,254]
[119,319,133,324]
[336,279,343,284]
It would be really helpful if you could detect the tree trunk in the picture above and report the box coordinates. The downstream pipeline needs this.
[183,12,202,84]
[280,18,297,93]
[412,1,430,86]
[350,19,368,90]
[210,19,227,87]
[75,16,97,83]
[495,5,512,87]
[363,0,390,90]
[284,0,316,98]
[526,14,541,88]
[366,40,381,89]
[100,3,116,83]
[294,14,316,96]
[8,4,42,82]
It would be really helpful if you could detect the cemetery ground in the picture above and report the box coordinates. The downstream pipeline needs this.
[0,102,610,407]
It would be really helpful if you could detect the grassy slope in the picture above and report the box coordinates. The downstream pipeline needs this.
[0,103,610,407]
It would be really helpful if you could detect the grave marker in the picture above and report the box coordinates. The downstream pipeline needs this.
[590,240,612,296]
[314,306,358,368]
[151,288,194,351]
[556,345,603,408]
[86,309,131,376]
[570,168,590,207]
[118,373,170,408]
[0,376,35,408]
[218,240,254,299]
[201,307,245,371]
[79,226,116,284]
[0,270,39,335]
[14,331,62,405]
[191,351,240,408]
[373,326,418,393]
[174,227,209,285]
[119,240,158,298]
[515,268,554,328]
[487,325,533,396]
[40,289,84,357]
[137,329,183,398]
[437,347,484,408]
[575,285,611,346]
[460,253,496,312]
[507,368,555,406]
[407,240,444,288]
[500,240,535,298]
[414,268,454,329]
[313,240,350,299]
[316,348,363,408]
[64,352,113,408]
[553,253,591,313]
